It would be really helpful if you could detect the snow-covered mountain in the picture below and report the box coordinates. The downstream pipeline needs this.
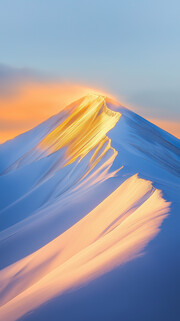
[0,94,180,321]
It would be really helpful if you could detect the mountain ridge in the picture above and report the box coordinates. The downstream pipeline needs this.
[0,94,179,321]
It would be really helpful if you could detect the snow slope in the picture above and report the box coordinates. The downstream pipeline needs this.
[0,94,180,321]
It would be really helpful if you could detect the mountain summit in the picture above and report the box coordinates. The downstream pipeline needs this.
[0,94,180,321]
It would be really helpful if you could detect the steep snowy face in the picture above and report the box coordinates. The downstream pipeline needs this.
[1,94,121,182]
[39,94,121,165]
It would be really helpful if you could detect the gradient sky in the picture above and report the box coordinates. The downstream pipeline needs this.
[0,0,180,129]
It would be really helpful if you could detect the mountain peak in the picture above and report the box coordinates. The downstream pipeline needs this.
[38,94,121,165]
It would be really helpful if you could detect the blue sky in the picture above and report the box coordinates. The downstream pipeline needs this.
[0,0,180,120]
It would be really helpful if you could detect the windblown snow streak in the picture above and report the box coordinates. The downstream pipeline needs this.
[0,175,169,321]
[0,94,178,321]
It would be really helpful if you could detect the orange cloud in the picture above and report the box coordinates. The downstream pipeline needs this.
[148,118,180,139]
[1,82,178,143]
[0,82,112,143]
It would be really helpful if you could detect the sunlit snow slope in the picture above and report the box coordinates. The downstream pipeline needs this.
[0,94,180,321]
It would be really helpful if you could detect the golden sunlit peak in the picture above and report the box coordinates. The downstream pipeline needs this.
[38,94,121,165]
[77,93,119,109]
[84,92,106,99]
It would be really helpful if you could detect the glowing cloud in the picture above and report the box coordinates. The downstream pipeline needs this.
[148,118,180,139]
[0,82,113,143]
